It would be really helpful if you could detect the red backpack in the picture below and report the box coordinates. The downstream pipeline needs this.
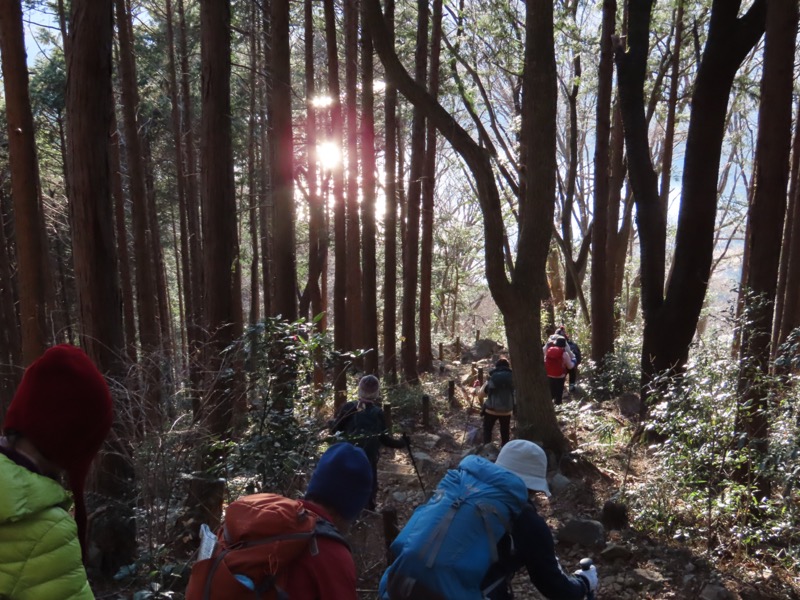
[185,493,347,600]
[545,346,566,378]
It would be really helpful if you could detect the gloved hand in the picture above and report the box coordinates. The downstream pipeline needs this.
[574,564,598,594]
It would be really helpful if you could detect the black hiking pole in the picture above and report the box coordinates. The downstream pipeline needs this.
[403,434,427,496]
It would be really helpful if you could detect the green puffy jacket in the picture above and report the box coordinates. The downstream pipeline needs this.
[0,452,94,599]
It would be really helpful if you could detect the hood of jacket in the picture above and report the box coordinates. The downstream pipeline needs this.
[0,452,69,525]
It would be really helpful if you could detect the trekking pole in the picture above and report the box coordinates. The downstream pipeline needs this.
[579,558,596,600]
[403,434,427,496]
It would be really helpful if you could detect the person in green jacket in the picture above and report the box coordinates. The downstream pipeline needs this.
[0,345,113,600]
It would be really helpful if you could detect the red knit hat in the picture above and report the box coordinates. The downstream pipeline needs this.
[4,344,113,559]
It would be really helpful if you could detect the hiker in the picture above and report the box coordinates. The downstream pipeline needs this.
[544,335,575,405]
[185,443,373,600]
[482,440,598,599]
[330,374,406,509]
[556,326,582,392]
[0,345,114,599]
[478,358,515,446]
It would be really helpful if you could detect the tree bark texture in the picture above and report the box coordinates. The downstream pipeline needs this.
[617,0,766,390]
[382,0,399,384]
[323,0,348,406]
[590,0,616,363]
[271,0,297,323]
[734,0,797,500]
[361,0,380,375]
[418,0,443,374]
[401,0,429,385]
[0,0,49,364]
[200,0,239,437]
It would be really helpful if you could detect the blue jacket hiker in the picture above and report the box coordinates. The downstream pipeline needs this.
[330,375,405,509]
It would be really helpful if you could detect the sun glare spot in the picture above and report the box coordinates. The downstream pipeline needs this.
[317,142,341,170]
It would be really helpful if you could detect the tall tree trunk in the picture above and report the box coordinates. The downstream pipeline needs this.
[616,0,766,391]
[114,0,162,426]
[271,0,297,323]
[110,110,138,363]
[165,0,194,359]
[659,0,684,214]
[259,2,273,320]
[366,0,569,451]
[775,94,800,352]
[248,2,260,325]
[401,0,429,384]
[590,0,616,363]
[200,0,239,438]
[361,0,379,375]
[178,0,203,355]
[382,0,399,384]
[344,0,362,355]
[417,0,442,373]
[0,0,49,364]
[0,189,22,404]
[67,0,136,517]
[324,0,348,406]
[734,0,796,500]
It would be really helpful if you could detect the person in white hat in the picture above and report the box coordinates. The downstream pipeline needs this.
[482,440,599,599]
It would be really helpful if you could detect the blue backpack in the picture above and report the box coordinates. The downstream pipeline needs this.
[379,455,528,600]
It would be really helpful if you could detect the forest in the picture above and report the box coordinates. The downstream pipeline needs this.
[1,0,799,597]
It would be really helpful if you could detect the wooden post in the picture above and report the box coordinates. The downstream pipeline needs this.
[381,507,400,565]
[422,394,430,429]
[448,380,456,407]
[456,337,461,356]
[475,329,480,342]
[438,342,443,361]
[384,403,393,432]
[477,367,484,384]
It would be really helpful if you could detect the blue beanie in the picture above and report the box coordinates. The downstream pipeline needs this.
[306,443,373,521]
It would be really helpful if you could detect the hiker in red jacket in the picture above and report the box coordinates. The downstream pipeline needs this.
[283,443,374,600]
[543,336,575,405]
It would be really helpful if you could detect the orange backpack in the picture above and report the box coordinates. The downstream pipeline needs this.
[185,493,347,600]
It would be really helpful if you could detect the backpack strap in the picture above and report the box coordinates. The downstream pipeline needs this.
[420,497,463,568]
[312,518,351,552]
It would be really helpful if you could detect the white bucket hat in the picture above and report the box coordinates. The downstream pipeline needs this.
[495,440,551,496]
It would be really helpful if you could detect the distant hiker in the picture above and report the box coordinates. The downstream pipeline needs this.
[330,374,406,509]
[478,358,515,446]
[186,443,373,600]
[0,345,113,599]
[556,327,582,392]
[482,440,598,599]
[544,335,575,405]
